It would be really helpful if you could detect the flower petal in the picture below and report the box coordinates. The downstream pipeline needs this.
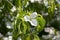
[24,15,30,22]
[17,37,21,40]
[0,33,3,37]
[8,36,12,40]
[6,22,13,29]
[3,37,8,40]
[29,19,37,26]
[44,27,50,33]
[30,12,37,18]
[44,0,48,6]
[11,6,16,12]
[30,0,35,3]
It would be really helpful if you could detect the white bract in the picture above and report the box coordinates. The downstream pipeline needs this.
[8,36,12,40]
[24,12,38,26]
[30,0,42,3]
[43,0,48,7]
[52,31,60,40]
[24,15,30,21]
[49,29,54,34]
[45,27,50,33]
[52,36,60,40]
[17,37,22,40]
[30,0,35,3]
[7,32,12,36]
[11,6,16,12]
[6,22,13,29]
[30,12,37,18]
[29,19,37,26]
[44,27,55,34]
[3,37,8,40]
[55,7,58,10]
[0,33,3,38]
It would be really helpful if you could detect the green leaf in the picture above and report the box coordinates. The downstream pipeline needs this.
[23,34,31,40]
[13,19,22,38]
[22,21,28,34]
[34,35,40,40]
[13,0,21,7]
[36,15,46,32]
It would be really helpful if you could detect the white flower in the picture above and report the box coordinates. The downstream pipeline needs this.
[7,32,12,36]
[45,27,50,33]
[52,31,60,40]
[44,27,54,34]
[11,6,16,12]
[6,22,13,29]
[3,37,8,40]
[29,19,37,26]
[55,7,58,10]
[43,0,48,7]
[30,12,37,18]
[24,12,38,26]
[52,36,57,40]
[30,0,42,3]
[52,36,60,40]
[30,0,35,3]
[17,37,22,40]
[0,33,3,38]
[24,15,30,21]
[48,27,54,34]
[8,36,12,40]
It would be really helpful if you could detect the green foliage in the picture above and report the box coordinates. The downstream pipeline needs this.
[13,11,45,40]
[12,0,46,39]
[0,0,60,40]
[36,15,45,32]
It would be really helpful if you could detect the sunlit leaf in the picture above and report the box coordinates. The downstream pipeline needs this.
[36,15,46,32]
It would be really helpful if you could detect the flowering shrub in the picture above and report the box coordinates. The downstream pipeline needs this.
[0,0,60,40]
